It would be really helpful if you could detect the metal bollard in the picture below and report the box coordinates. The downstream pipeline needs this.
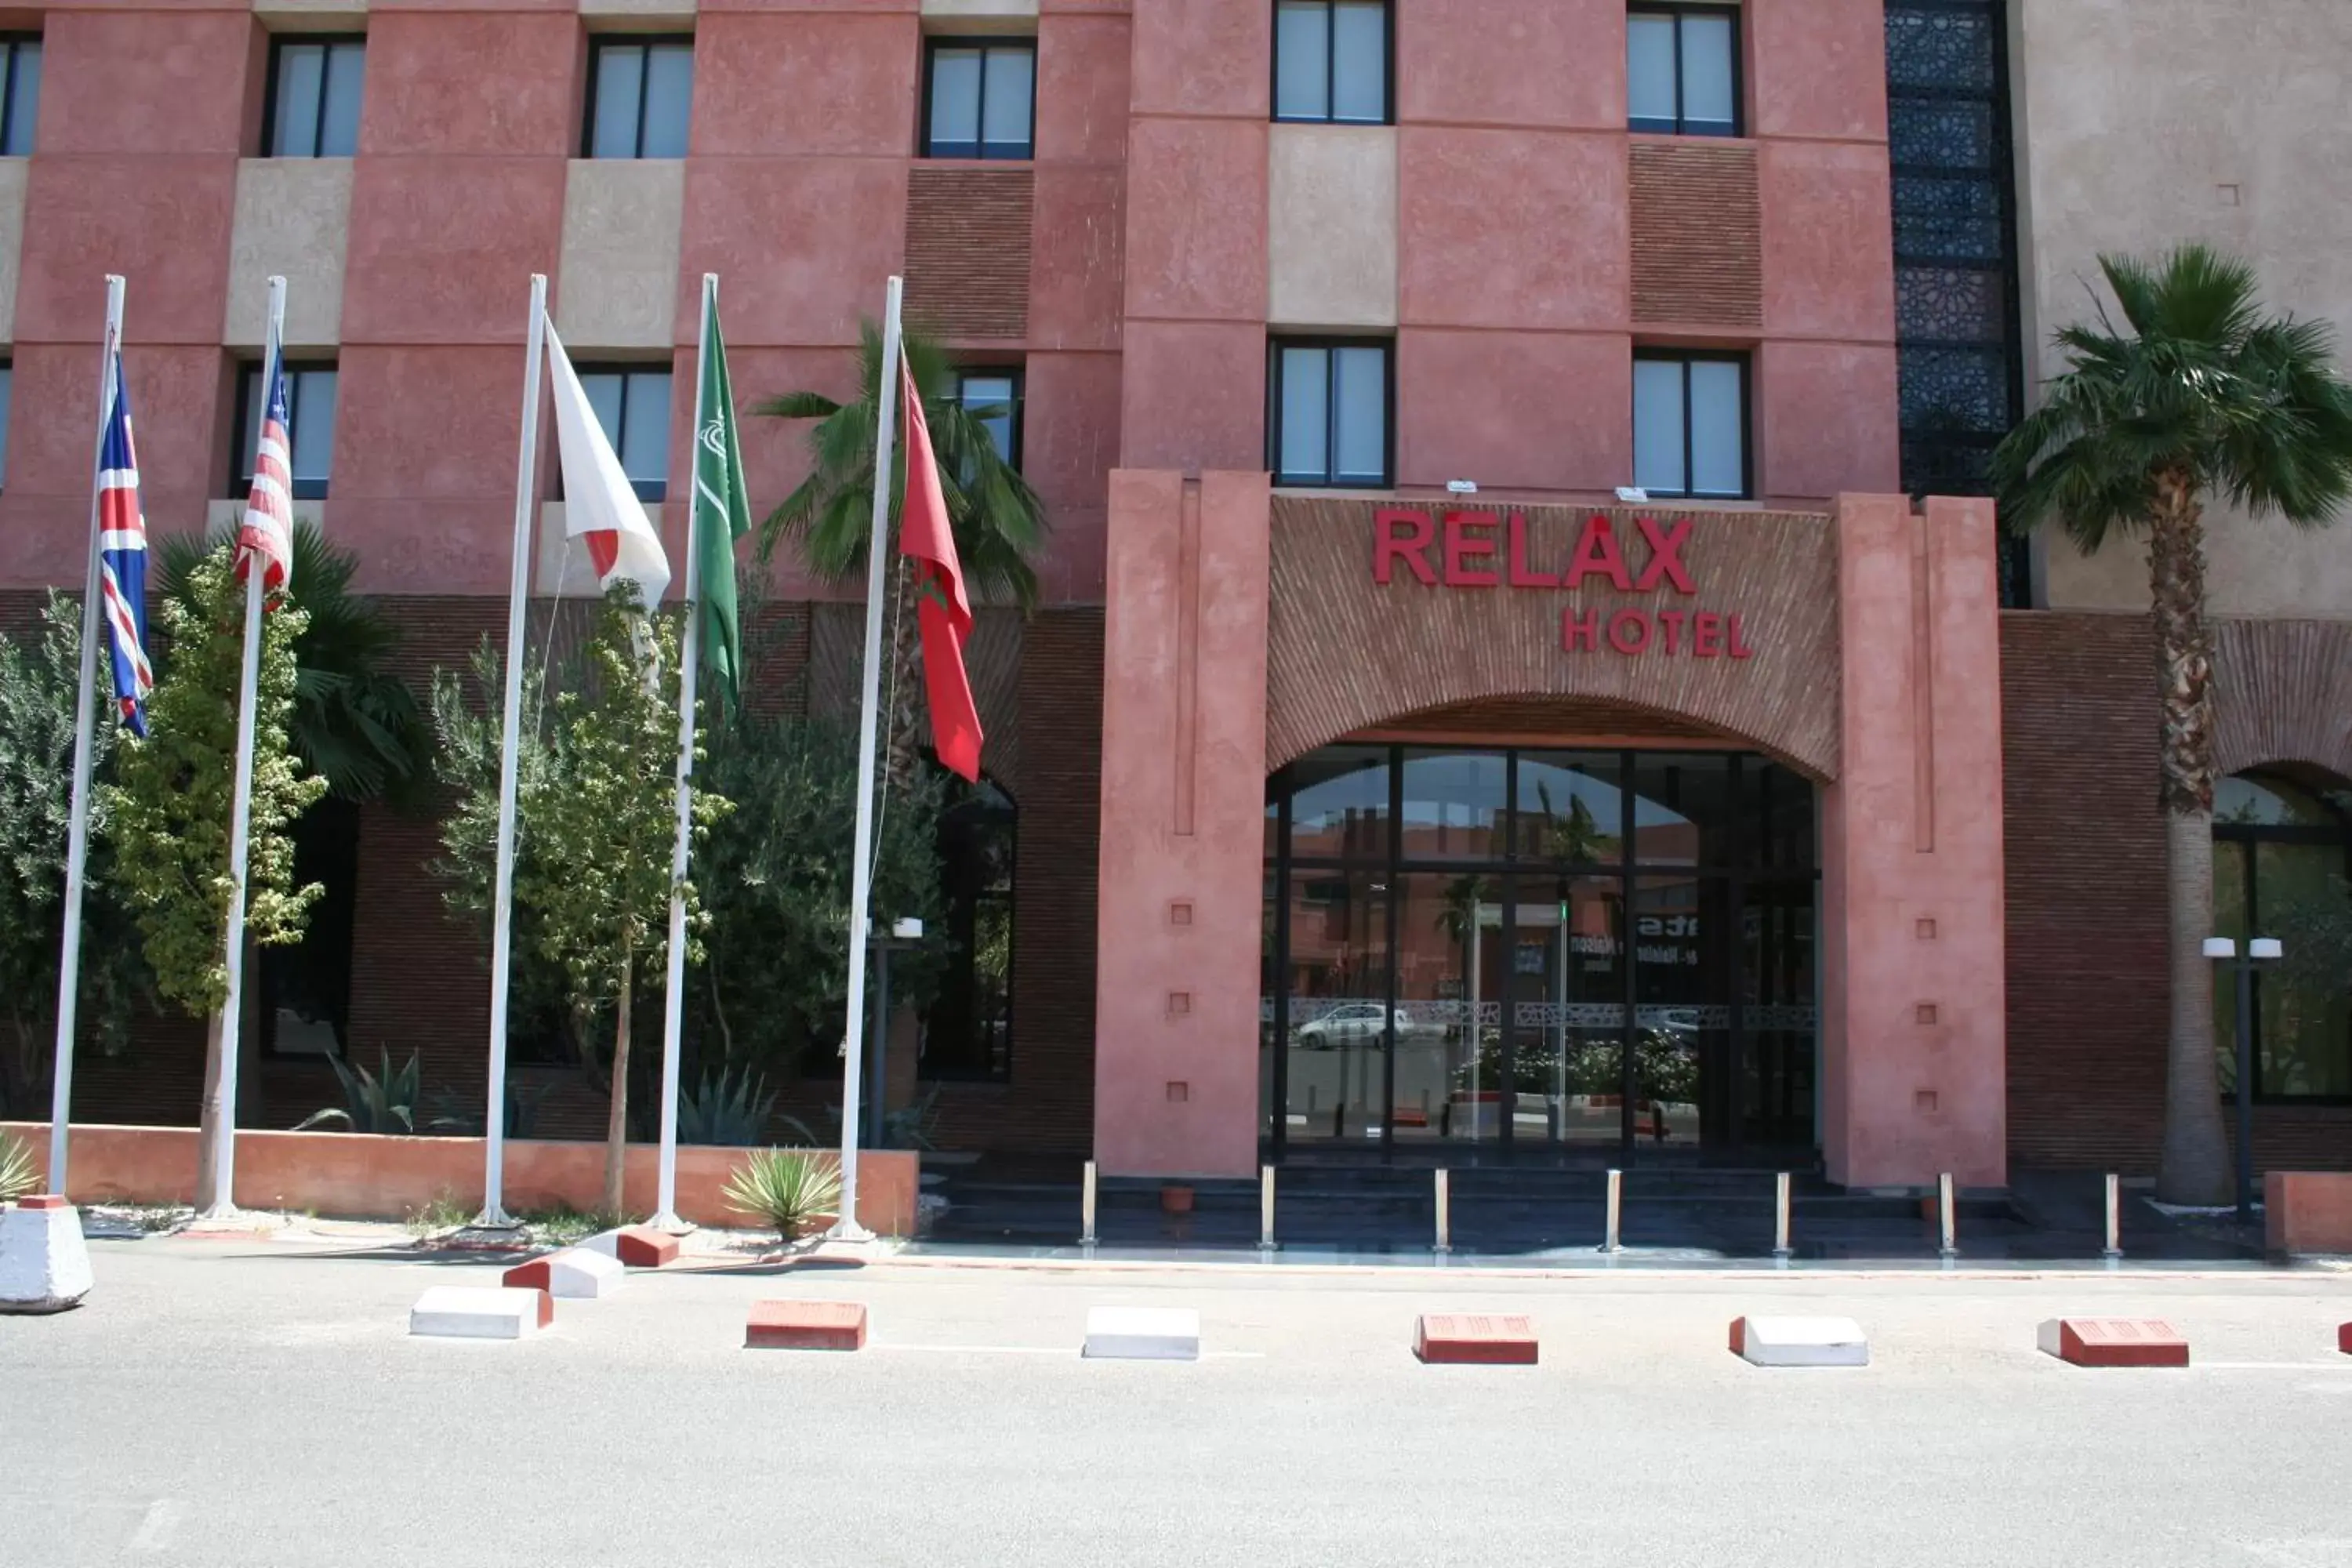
[1773,1171,1793,1260]
[1938,1171,1958,1258]
[1434,1168,1451,1256]
[1080,1158,1098,1247]
[1603,1167,1623,1254]
[1260,1163,1276,1251]
[2102,1172,2123,1261]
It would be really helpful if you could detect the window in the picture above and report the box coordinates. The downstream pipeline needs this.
[927,777,1015,1080]
[1273,1,1388,125]
[956,369,1022,468]
[1632,352,1748,499]
[576,366,672,501]
[924,40,1034,160]
[261,799,360,1058]
[584,38,693,159]
[0,37,41,156]
[264,38,365,158]
[1269,339,1390,488]
[235,362,339,501]
[2214,771,2352,1102]
[1627,5,1738,136]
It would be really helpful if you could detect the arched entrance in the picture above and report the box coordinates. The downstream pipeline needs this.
[1261,712,1820,1163]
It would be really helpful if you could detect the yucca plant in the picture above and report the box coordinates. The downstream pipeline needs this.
[722,1147,842,1241]
[676,1062,780,1146]
[296,1047,421,1134]
[0,1129,37,1201]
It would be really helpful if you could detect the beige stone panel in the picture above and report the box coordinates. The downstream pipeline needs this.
[225,159,351,351]
[578,0,697,20]
[0,160,25,344]
[555,160,685,353]
[919,0,1039,31]
[1268,123,1396,331]
[252,2,369,30]
[2014,0,2352,618]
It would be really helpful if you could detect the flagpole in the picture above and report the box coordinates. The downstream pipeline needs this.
[45,275,127,1198]
[651,274,717,1233]
[202,274,285,1218]
[829,276,902,1243]
[480,272,548,1229]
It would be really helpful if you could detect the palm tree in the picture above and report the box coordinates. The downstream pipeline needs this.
[1990,245,2352,1204]
[756,321,1047,784]
[156,521,431,804]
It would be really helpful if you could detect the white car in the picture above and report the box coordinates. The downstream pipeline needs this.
[1294,1004,1441,1048]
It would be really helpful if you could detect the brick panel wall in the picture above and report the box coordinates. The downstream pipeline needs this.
[904,166,1035,341]
[2001,610,2352,1174]
[1629,140,1762,328]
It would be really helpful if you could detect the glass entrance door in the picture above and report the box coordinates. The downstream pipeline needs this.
[1506,874,1626,1148]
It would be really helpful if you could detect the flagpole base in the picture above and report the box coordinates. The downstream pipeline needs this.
[471,1207,516,1231]
[194,1201,240,1223]
[647,1211,694,1236]
[824,1219,877,1243]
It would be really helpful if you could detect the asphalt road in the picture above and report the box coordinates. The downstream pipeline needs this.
[9,1238,2352,1568]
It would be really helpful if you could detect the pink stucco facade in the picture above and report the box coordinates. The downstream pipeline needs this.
[8,2,2039,1193]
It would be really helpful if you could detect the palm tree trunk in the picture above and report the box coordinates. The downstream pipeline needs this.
[884,557,924,796]
[194,1009,230,1213]
[603,952,633,1218]
[2148,466,2232,1206]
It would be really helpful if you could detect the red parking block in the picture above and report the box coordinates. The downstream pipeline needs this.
[1414,1313,1538,1365]
[612,1226,680,1269]
[2038,1317,2189,1367]
[747,1300,868,1352]
[16,1194,69,1210]
[2337,1322,2350,1356]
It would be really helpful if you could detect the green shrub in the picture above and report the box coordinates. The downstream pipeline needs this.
[296,1047,421,1133]
[677,1062,779,1146]
[722,1148,842,1241]
[0,1129,37,1201]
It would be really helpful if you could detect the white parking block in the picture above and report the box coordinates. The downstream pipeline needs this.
[1083,1306,1201,1361]
[409,1286,552,1340]
[503,1248,626,1300]
[1729,1315,1869,1367]
[0,1199,94,1314]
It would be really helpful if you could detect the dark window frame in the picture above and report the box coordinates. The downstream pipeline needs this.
[953,366,1025,470]
[262,34,365,158]
[2215,771,2352,1106]
[1632,348,1752,500]
[1269,0,1395,127]
[569,362,672,503]
[234,360,337,503]
[1626,3,1743,137]
[924,775,1018,1083]
[1262,743,1820,1160]
[1266,336,1395,489]
[260,797,361,1060]
[0,35,40,157]
[582,34,695,159]
[920,37,1037,161]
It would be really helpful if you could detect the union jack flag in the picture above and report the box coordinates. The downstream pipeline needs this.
[236,354,294,595]
[96,349,153,737]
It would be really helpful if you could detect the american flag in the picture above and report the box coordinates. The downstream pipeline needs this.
[96,349,153,737]
[236,356,294,595]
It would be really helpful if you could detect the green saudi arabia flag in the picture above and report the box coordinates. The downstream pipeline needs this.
[693,294,752,707]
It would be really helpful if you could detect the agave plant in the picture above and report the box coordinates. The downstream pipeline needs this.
[425,1080,548,1140]
[296,1047,421,1134]
[676,1062,780,1147]
[0,1129,37,1201]
[722,1148,843,1241]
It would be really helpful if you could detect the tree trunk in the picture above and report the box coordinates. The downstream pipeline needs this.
[602,953,633,1218]
[194,1009,230,1214]
[2148,466,2233,1206]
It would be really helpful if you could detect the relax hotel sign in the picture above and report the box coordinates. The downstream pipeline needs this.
[1371,506,1757,659]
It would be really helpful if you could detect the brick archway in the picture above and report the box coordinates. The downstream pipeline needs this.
[2214,619,2352,784]
[1263,498,1842,782]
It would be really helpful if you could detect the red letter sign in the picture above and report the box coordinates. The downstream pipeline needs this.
[1564,515,1633,590]
[1374,507,1436,585]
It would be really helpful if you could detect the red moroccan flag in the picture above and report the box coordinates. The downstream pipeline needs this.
[898,364,983,782]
